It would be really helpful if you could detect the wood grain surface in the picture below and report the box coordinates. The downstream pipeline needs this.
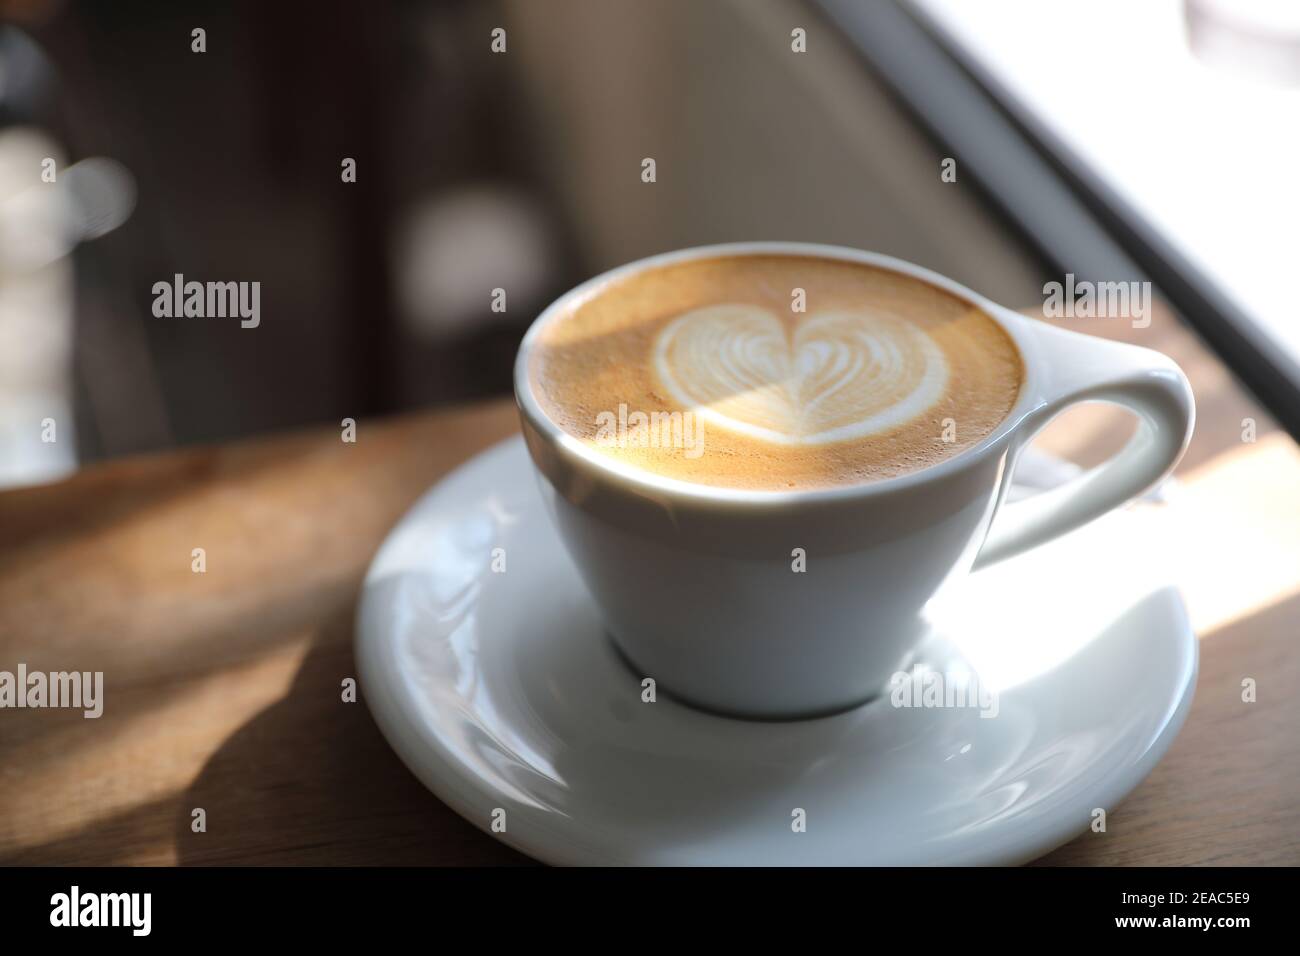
[0,305,1297,866]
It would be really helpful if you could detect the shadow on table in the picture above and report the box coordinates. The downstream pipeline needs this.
[173,604,531,866]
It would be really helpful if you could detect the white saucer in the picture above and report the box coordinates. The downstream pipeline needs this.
[356,437,1197,865]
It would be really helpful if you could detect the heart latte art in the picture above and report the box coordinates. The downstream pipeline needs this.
[654,305,948,445]
[528,254,1024,490]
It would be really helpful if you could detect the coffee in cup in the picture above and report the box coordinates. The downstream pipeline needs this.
[516,243,1194,717]
[529,255,1024,490]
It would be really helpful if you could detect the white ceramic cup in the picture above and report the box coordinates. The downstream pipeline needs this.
[515,243,1195,718]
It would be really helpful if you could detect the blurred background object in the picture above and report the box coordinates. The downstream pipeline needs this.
[903,0,1300,436]
[0,0,1292,490]
[1186,0,1300,86]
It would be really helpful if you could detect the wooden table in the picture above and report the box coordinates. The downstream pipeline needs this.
[1,306,1297,865]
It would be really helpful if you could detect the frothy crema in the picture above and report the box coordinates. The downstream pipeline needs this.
[529,255,1023,490]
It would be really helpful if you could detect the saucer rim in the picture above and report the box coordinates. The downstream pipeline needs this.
[356,436,1198,866]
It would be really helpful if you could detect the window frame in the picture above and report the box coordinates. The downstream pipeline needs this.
[812,0,1300,439]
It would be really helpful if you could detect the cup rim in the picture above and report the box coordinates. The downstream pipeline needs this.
[514,241,1038,507]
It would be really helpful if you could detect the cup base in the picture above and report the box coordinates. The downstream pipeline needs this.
[603,628,888,722]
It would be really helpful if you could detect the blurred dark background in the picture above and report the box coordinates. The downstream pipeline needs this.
[0,0,1055,487]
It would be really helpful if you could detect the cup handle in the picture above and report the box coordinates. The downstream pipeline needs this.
[973,316,1195,569]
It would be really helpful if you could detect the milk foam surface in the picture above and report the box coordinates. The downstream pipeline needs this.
[655,305,949,445]
[530,255,1023,490]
